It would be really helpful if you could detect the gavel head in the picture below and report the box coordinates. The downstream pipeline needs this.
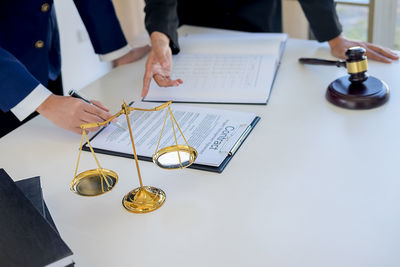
[326,46,389,109]
[345,46,368,84]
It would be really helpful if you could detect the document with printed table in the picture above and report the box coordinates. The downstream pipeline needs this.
[143,25,287,104]
[84,102,260,173]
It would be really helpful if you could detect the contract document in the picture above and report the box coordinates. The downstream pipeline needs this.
[84,102,260,173]
[143,25,287,104]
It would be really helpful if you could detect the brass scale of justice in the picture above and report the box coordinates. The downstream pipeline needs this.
[70,100,198,213]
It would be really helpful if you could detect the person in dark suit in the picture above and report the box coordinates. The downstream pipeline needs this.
[175,0,398,63]
[0,0,179,138]
[140,0,398,97]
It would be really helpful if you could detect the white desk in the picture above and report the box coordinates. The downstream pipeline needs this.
[1,28,400,267]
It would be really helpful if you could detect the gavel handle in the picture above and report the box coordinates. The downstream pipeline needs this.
[299,58,346,68]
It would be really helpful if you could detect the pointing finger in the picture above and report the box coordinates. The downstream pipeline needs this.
[365,48,392,63]
[365,43,399,60]
[154,74,182,87]
[91,100,109,112]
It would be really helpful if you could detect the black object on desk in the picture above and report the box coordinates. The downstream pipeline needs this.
[15,176,59,234]
[15,176,45,217]
[299,46,389,109]
[0,169,73,267]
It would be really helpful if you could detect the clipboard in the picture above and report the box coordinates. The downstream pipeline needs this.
[82,114,260,174]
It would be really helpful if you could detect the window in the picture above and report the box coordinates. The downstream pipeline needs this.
[336,1,370,42]
[335,0,398,49]
[395,0,400,49]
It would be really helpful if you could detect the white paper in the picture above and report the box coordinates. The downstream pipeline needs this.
[144,27,287,104]
[178,32,287,56]
[145,54,277,103]
[89,102,257,167]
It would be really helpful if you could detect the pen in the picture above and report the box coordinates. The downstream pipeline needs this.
[68,89,126,131]
[227,125,252,156]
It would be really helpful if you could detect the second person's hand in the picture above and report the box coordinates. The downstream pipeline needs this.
[142,31,183,98]
[113,45,151,67]
[328,35,399,63]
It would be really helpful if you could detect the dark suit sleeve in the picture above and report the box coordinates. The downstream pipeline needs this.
[144,0,180,54]
[298,0,342,42]
[73,0,128,55]
[0,46,40,112]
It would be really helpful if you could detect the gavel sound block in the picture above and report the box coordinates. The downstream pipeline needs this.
[299,47,389,109]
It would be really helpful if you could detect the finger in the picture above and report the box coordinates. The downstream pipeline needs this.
[156,76,182,87]
[86,126,101,132]
[154,74,182,87]
[84,103,113,121]
[91,100,109,112]
[72,127,82,134]
[142,56,156,97]
[365,48,392,63]
[142,70,153,97]
[365,43,399,60]
[81,112,105,125]
[77,128,93,135]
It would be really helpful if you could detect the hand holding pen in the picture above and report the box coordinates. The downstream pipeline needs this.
[36,92,115,134]
[68,90,126,131]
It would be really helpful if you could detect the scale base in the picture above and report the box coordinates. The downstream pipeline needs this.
[122,186,166,213]
[326,76,389,109]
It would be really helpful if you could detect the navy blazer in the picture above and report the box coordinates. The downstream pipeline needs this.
[0,0,127,113]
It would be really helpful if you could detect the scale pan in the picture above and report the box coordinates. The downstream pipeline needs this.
[153,145,197,169]
[70,168,118,196]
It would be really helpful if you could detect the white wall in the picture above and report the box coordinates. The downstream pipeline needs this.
[282,0,309,39]
[54,1,112,94]
[372,0,397,48]
[112,0,149,47]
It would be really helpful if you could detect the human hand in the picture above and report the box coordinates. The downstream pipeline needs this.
[36,94,113,134]
[142,31,183,97]
[113,45,151,67]
[328,35,399,63]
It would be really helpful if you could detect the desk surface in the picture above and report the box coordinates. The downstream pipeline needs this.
[1,27,400,267]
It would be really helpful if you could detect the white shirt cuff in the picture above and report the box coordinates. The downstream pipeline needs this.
[98,44,132,62]
[11,84,52,121]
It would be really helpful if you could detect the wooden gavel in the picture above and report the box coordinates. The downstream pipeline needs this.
[299,47,389,109]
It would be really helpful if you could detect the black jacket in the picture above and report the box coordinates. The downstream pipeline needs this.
[145,0,180,53]
[177,0,342,42]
